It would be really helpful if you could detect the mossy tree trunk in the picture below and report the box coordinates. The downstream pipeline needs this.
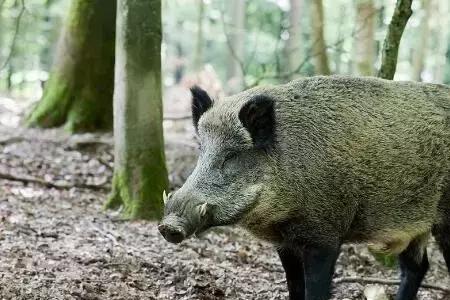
[377,0,412,80]
[26,0,116,132]
[106,0,168,220]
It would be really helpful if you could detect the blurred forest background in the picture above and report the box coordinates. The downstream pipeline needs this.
[0,0,449,101]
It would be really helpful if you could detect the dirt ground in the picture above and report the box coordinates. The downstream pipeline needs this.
[0,95,449,300]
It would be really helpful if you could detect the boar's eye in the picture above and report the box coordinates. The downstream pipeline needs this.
[221,151,238,168]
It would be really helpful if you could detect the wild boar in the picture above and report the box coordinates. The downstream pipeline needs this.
[158,75,450,300]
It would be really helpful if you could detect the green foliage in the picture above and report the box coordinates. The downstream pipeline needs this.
[0,0,68,95]
[1,0,450,97]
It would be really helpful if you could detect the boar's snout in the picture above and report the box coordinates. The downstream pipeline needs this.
[158,222,186,244]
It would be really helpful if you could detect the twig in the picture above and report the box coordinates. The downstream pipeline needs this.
[0,0,26,70]
[91,225,121,247]
[91,225,142,255]
[0,172,109,191]
[0,136,62,146]
[97,157,113,171]
[163,114,191,121]
[334,276,450,293]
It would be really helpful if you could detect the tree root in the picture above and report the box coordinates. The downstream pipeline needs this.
[334,276,450,293]
[0,172,109,191]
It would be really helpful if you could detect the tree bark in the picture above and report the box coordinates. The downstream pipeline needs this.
[354,0,376,76]
[284,0,304,79]
[226,0,246,93]
[411,0,431,81]
[106,0,168,220]
[26,0,116,132]
[445,39,450,84]
[377,0,413,80]
[310,0,331,75]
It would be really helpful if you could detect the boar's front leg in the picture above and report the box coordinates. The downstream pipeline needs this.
[303,243,341,300]
[277,247,305,300]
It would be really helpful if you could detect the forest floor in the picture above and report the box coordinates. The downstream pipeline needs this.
[0,93,449,300]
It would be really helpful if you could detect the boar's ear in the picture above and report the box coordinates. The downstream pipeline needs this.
[239,95,275,151]
[190,85,213,131]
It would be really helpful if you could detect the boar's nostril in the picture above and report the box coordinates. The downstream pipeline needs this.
[158,223,185,244]
[158,224,166,233]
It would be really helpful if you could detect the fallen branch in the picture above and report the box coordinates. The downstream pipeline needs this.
[0,136,24,145]
[163,114,191,121]
[97,157,113,171]
[0,172,109,191]
[91,224,142,255]
[334,276,450,293]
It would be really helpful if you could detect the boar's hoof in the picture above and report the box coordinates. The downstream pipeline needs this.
[158,224,185,244]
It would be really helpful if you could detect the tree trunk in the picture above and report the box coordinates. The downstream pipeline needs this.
[377,0,412,80]
[333,3,346,74]
[26,0,116,132]
[411,0,431,81]
[226,0,246,93]
[310,0,331,75]
[445,39,450,84]
[106,0,168,220]
[193,0,204,71]
[354,0,376,76]
[284,0,304,79]
[431,0,449,83]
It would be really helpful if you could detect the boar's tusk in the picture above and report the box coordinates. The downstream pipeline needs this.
[163,190,168,204]
[199,202,208,217]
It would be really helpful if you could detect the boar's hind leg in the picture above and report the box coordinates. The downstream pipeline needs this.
[303,243,341,300]
[395,234,429,300]
[277,247,305,300]
[432,224,450,273]
[432,178,450,274]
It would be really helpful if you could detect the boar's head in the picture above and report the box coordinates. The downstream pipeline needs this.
[159,86,277,243]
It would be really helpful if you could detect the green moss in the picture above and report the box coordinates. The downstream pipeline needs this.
[26,71,113,133]
[26,0,115,133]
[105,163,168,220]
[26,74,73,128]
[371,251,398,268]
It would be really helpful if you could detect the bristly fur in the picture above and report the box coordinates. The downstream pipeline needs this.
[190,85,213,131]
[239,95,276,151]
